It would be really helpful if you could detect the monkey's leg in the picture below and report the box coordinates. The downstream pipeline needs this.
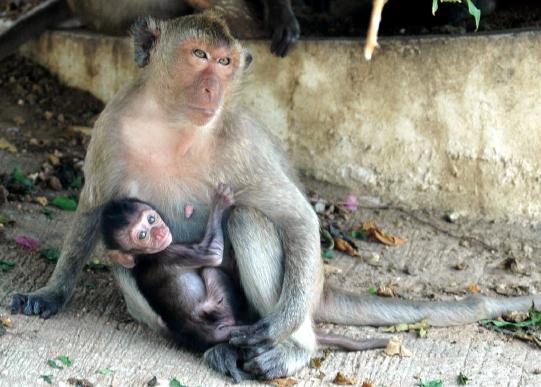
[211,207,316,380]
[316,286,541,327]
[11,206,100,318]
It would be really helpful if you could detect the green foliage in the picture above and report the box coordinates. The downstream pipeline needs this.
[51,196,77,211]
[458,372,470,385]
[419,380,443,387]
[432,0,481,30]
[0,260,15,272]
[57,355,73,367]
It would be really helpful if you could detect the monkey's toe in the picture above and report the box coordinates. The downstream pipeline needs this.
[204,343,251,383]
[243,347,288,380]
[11,293,61,319]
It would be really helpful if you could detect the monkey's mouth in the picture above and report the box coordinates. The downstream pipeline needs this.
[188,105,217,117]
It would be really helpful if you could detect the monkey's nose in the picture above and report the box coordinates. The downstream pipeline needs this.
[153,227,167,241]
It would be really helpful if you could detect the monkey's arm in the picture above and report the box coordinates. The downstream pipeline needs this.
[11,193,101,318]
[262,0,300,57]
[230,173,321,346]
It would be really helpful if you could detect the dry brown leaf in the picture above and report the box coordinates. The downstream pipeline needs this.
[376,284,398,298]
[467,283,481,293]
[70,125,93,136]
[310,357,322,369]
[0,315,13,328]
[363,220,406,247]
[48,154,60,166]
[0,137,17,153]
[270,378,298,387]
[333,372,357,385]
[384,337,412,357]
[35,196,48,207]
[453,262,468,271]
[503,311,529,323]
[361,380,375,387]
[333,237,360,257]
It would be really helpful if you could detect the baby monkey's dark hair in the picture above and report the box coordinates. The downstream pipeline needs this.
[101,198,153,250]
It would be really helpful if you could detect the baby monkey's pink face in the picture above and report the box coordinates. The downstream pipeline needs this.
[123,207,173,254]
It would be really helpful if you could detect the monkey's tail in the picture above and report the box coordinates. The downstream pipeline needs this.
[315,332,389,351]
[0,0,71,61]
[315,285,541,327]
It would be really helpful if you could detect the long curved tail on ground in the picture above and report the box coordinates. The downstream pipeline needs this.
[0,0,71,61]
[315,285,541,327]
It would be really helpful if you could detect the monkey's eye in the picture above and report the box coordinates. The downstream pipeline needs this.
[148,214,156,224]
[218,57,231,66]
[193,49,207,59]
[138,230,147,240]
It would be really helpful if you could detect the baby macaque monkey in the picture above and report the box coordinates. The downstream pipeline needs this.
[101,183,248,349]
[101,184,389,354]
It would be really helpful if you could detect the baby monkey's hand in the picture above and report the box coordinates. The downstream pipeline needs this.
[215,183,235,209]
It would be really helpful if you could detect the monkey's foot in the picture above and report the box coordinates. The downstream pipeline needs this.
[269,14,300,57]
[204,343,252,383]
[242,341,311,380]
[11,289,64,319]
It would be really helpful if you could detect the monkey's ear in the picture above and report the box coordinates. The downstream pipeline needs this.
[243,51,253,70]
[107,250,136,269]
[131,16,161,68]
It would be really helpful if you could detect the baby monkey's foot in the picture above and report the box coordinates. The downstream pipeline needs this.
[216,183,235,209]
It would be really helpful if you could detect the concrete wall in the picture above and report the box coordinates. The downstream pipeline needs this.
[20,30,541,220]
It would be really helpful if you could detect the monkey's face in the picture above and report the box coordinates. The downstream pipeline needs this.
[121,207,173,254]
[174,39,237,126]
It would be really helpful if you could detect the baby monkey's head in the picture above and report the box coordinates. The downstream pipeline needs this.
[101,198,173,255]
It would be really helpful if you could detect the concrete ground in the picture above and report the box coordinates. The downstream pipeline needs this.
[1,59,541,386]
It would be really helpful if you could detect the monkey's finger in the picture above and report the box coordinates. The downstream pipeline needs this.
[270,28,287,57]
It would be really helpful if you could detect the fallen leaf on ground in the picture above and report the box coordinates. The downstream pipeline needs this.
[97,368,112,376]
[0,213,15,226]
[384,319,429,337]
[67,378,94,387]
[333,236,360,256]
[361,380,375,387]
[0,137,17,153]
[41,248,60,264]
[270,377,298,386]
[310,357,322,369]
[453,262,468,271]
[418,380,443,387]
[14,235,41,251]
[457,372,469,385]
[376,284,398,297]
[51,196,77,211]
[467,283,481,293]
[40,375,53,385]
[70,126,93,136]
[47,359,63,369]
[333,372,357,385]
[363,220,406,246]
[0,315,13,328]
[503,257,524,274]
[57,355,73,367]
[0,260,15,272]
[344,194,358,212]
[503,311,529,323]
[169,378,186,387]
[384,337,412,357]
[35,196,48,206]
[323,264,342,276]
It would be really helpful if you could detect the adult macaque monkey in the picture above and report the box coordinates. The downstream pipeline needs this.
[0,0,299,60]
[11,12,541,382]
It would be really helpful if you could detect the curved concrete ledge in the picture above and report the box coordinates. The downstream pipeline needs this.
[20,30,541,220]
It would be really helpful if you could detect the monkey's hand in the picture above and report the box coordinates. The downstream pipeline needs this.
[229,316,278,347]
[269,13,300,57]
[215,183,235,209]
[204,343,253,383]
[11,286,65,319]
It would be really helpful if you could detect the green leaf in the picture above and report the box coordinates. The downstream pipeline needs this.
[57,355,73,367]
[47,359,63,369]
[419,380,443,387]
[98,368,113,376]
[42,208,55,219]
[350,229,366,240]
[11,167,34,191]
[170,378,186,387]
[86,282,97,290]
[40,375,53,384]
[0,260,15,272]
[40,248,60,264]
[322,250,335,259]
[458,372,469,385]
[465,0,481,30]
[70,176,83,189]
[368,287,377,295]
[147,376,158,386]
[51,196,77,211]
